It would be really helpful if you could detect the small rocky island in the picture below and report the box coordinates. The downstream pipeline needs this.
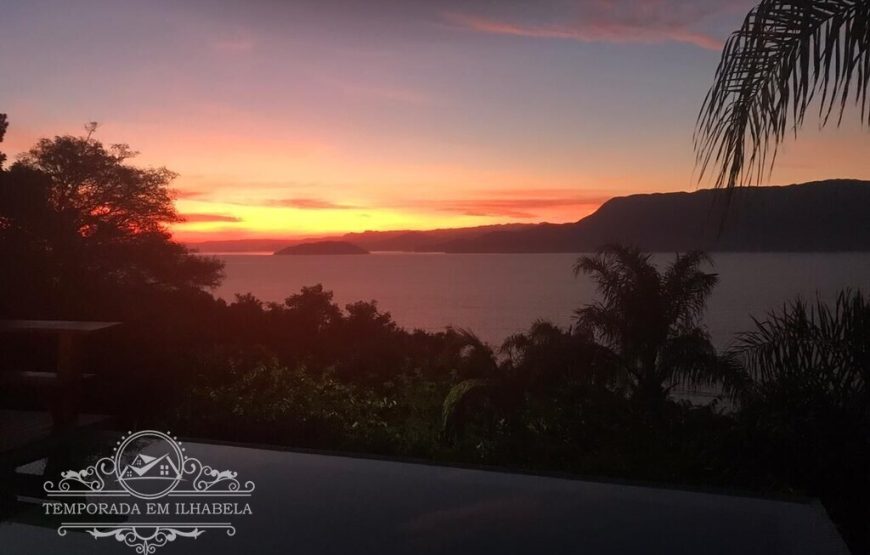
[274,241,369,255]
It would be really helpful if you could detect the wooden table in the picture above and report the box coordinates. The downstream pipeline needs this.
[0,320,119,431]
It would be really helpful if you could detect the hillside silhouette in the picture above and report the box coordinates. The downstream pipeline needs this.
[275,241,369,255]
[189,180,870,254]
[436,179,870,253]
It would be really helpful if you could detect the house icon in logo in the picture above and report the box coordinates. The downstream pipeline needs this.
[121,453,181,481]
[114,432,186,499]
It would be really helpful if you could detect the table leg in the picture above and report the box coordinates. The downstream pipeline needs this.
[52,333,81,431]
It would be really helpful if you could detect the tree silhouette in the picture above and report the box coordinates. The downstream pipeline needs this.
[573,245,728,409]
[17,134,178,236]
[695,1,870,190]
[0,125,222,317]
[0,113,7,169]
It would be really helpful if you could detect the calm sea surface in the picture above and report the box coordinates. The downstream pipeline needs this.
[211,253,870,348]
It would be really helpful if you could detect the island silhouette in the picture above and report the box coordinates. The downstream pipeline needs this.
[275,241,369,255]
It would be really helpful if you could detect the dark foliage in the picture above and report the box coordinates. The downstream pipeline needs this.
[0,128,223,319]
[0,113,7,169]
[731,290,870,550]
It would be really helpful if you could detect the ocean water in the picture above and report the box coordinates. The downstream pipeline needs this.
[210,253,870,348]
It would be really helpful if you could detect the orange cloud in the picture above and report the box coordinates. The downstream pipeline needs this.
[432,194,610,219]
[179,212,242,223]
[174,189,207,199]
[269,198,360,210]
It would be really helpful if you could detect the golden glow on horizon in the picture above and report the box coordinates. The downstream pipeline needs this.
[10,113,869,244]
[170,198,603,241]
[5,1,870,244]
[172,200,453,237]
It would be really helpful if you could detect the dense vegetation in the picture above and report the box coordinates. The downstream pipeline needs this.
[0,120,868,552]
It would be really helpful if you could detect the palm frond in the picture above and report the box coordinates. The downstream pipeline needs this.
[663,251,719,327]
[574,245,659,309]
[448,327,499,379]
[732,289,869,407]
[695,0,870,191]
[441,378,497,438]
[659,331,713,383]
[574,303,623,347]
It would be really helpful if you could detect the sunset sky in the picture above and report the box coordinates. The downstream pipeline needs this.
[2,0,868,241]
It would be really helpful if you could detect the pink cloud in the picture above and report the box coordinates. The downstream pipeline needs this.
[442,1,739,51]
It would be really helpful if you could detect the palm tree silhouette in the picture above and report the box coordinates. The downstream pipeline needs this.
[733,289,869,410]
[695,1,870,191]
[442,246,735,439]
[441,323,610,441]
[573,245,727,410]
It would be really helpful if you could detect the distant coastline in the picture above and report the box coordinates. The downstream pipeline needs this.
[190,179,870,254]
